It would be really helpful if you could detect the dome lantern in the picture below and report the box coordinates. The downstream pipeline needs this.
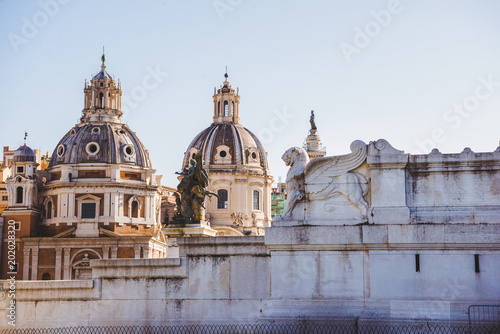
[213,71,240,124]
[81,53,122,123]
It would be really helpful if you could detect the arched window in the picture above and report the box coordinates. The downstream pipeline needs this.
[231,101,235,116]
[16,186,23,204]
[131,200,139,218]
[42,273,51,280]
[223,101,228,116]
[99,92,104,108]
[47,200,52,219]
[253,190,260,210]
[217,189,228,209]
[218,101,221,116]
[128,196,142,218]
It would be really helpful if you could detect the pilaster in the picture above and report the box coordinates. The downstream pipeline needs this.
[63,248,71,280]
[30,248,39,280]
[55,248,62,280]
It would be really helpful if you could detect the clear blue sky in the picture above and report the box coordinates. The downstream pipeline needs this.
[1,0,500,186]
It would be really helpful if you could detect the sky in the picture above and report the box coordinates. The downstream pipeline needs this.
[1,0,500,186]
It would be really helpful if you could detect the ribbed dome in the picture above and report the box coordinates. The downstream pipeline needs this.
[93,69,113,80]
[183,123,268,170]
[13,145,36,162]
[49,123,151,168]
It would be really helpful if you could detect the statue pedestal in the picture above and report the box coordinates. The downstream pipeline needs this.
[163,220,217,237]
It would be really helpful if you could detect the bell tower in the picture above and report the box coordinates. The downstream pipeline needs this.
[1,137,40,280]
[81,50,123,123]
[213,71,240,124]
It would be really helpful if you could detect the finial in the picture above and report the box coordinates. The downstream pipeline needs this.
[24,131,28,146]
[101,46,106,67]
[224,66,228,79]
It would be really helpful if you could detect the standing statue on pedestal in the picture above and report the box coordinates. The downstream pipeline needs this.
[310,110,317,131]
[173,153,217,224]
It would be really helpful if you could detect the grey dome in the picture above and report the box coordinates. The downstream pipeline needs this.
[183,123,268,170]
[49,123,151,168]
[13,145,36,162]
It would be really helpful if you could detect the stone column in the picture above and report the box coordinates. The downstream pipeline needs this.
[235,178,246,215]
[143,245,150,259]
[103,192,110,217]
[30,248,39,280]
[102,246,110,259]
[111,246,118,259]
[63,248,71,280]
[134,245,141,259]
[55,248,62,280]
[68,193,75,220]
[145,196,150,220]
[23,248,30,280]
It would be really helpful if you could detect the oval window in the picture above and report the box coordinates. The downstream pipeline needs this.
[220,150,227,158]
[123,145,134,156]
[57,145,65,157]
[86,142,100,155]
[251,152,257,159]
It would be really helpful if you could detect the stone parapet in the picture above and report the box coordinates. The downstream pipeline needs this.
[265,224,500,251]
[91,258,187,278]
[177,236,268,256]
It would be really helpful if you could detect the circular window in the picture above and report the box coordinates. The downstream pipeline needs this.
[123,145,134,156]
[220,150,227,158]
[92,127,100,134]
[86,142,100,155]
[57,145,65,157]
[251,152,257,159]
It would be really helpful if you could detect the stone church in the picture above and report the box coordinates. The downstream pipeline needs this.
[181,73,273,236]
[1,54,167,281]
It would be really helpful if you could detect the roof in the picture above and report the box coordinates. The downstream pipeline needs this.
[13,145,36,162]
[182,123,269,171]
[48,123,151,168]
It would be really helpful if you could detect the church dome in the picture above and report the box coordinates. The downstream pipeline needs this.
[183,123,268,170]
[48,53,150,169]
[13,145,36,162]
[182,73,269,173]
[49,123,151,168]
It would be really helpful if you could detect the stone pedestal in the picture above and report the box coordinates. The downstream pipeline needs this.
[367,139,410,224]
[163,220,217,237]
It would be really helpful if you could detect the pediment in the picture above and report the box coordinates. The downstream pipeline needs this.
[52,227,76,238]
[76,194,101,201]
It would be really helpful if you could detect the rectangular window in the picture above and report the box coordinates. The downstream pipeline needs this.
[16,166,24,173]
[474,254,480,273]
[81,203,96,219]
[1,195,8,201]
[14,222,20,231]
[253,190,260,210]
[217,190,228,209]
[415,254,420,272]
